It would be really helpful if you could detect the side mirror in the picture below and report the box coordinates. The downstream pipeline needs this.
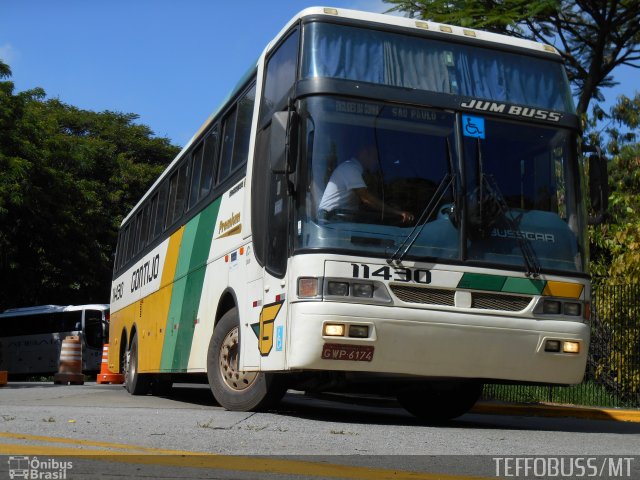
[269,110,298,174]
[586,147,608,224]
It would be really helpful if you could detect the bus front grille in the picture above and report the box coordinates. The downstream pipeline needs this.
[390,285,455,306]
[390,285,532,312]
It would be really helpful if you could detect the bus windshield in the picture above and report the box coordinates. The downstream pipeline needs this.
[302,22,575,114]
[296,96,587,274]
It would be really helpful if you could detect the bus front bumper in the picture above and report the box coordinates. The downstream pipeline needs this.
[287,302,589,385]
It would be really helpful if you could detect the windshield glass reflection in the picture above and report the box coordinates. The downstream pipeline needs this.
[297,96,459,261]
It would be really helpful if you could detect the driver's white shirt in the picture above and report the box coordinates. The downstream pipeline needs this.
[318,158,366,212]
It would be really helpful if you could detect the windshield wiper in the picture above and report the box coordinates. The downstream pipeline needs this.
[388,138,457,265]
[474,141,541,277]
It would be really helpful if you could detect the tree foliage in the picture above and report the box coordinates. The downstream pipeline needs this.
[588,93,640,282]
[0,60,180,310]
[384,0,640,116]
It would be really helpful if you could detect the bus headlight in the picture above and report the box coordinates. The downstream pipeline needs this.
[542,300,562,314]
[327,281,349,296]
[563,302,581,316]
[351,283,373,298]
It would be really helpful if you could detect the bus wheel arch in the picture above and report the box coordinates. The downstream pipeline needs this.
[214,289,237,328]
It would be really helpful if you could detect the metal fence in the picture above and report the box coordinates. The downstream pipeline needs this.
[483,283,640,408]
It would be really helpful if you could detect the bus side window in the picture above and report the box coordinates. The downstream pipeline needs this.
[217,107,237,184]
[166,160,190,228]
[201,126,219,198]
[154,182,168,238]
[252,29,299,275]
[189,143,205,209]
[259,29,299,125]
[232,84,256,171]
[120,225,131,269]
[84,310,103,349]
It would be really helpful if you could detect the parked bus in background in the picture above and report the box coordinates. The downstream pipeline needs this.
[0,305,108,378]
[109,7,607,421]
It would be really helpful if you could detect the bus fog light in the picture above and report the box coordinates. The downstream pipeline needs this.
[563,341,580,354]
[348,325,369,338]
[543,300,562,314]
[298,277,319,298]
[324,324,345,336]
[544,340,561,352]
[564,302,581,316]
[327,281,349,296]
[352,283,373,298]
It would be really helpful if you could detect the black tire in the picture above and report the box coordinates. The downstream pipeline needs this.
[207,307,286,411]
[125,334,150,395]
[397,381,483,423]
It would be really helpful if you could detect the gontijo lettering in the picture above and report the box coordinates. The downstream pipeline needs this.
[131,254,160,293]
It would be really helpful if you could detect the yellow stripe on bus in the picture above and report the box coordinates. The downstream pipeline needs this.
[542,281,584,299]
[139,226,185,372]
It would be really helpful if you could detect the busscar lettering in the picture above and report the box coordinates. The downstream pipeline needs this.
[460,99,562,122]
[491,229,555,243]
[130,254,160,293]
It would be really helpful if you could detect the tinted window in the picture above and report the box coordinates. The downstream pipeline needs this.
[201,127,219,196]
[84,310,103,349]
[232,85,256,170]
[154,183,168,238]
[261,30,299,123]
[0,311,82,337]
[139,203,151,252]
[218,108,237,183]
[166,161,190,227]
[121,224,131,266]
[189,144,205,208]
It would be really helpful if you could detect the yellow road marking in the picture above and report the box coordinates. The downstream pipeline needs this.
[0,432,490,480]
[0,432,195,455]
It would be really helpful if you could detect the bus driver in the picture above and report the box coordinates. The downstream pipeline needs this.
[317,144,414,224]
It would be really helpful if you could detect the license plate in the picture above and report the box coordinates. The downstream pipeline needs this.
[321,343,374,362]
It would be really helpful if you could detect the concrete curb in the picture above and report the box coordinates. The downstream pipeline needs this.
[472,401,640,423]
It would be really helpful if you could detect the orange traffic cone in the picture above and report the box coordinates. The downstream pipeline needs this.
[53,335,85,385]
[96,344,124,385]
[0,370,7,386]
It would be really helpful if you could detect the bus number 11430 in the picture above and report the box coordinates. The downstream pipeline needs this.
[351,264,431,284]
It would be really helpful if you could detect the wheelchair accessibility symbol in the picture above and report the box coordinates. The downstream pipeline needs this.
[462,115,485,139]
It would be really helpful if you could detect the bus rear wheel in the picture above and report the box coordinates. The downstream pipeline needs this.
[125,334,150,395]
[207,307,286,411]
[397,381,483,422]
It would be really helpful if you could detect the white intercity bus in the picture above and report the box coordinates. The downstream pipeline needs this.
[0,304,108,378]
[109,7,606,420]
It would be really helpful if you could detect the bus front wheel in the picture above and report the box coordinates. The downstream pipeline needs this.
[397,381,483,422]
[207,307,286,411]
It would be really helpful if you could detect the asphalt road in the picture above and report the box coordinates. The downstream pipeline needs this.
[1,382,639,479]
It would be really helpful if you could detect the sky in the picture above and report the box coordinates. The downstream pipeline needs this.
[1,0,637,147]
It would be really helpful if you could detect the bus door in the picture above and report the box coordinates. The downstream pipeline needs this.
[82,310,104,371]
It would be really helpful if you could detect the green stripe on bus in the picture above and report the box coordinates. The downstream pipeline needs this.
[457,273,506,292]
[161,199,221,371]
[457,273,546,295]
[502,277,545,295]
